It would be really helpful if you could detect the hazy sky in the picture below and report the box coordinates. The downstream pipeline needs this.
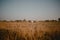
[0,0,60,20]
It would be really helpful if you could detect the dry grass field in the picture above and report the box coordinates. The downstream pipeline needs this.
[0,21,60,40]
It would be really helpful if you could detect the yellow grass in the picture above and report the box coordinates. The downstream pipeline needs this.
[0,21,60,40]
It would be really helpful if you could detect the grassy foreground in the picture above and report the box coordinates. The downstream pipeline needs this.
[0,21,60,40]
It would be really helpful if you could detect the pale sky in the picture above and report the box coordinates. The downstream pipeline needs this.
[0,0,60,20]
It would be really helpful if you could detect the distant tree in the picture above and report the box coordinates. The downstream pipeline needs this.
[19,20,22,22]
[28,20,31,22]
[58,18,60,21]
[15,20,19,22]
[2,20,7,22]
[50,20,57,22]
[45,20,49,22]
[33,20,36,23]
[15,20,22,22]
[10,20,14,22]
[0,20,2,22]
[23,19,26,22]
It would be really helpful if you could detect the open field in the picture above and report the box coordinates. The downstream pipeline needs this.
[0,21,60,40]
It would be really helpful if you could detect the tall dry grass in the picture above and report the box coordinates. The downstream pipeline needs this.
[0,21,60,40]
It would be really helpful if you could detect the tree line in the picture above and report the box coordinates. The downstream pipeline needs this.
[0,18,60,22]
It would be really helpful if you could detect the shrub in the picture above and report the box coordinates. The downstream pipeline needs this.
[28,20,31,23]
[2,20,7,22]
[23,19,26,22]
[45,20,49,22]
[0,20,2,22]
[49,20,57,22]
[33,20,36,23]
[15,20,22,22]
[58,18,60,22]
